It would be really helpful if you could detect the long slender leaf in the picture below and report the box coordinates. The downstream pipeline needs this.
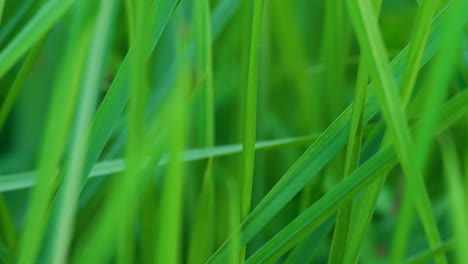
[0,0,74,78]
[245,89,468,263]
[207,5,467,262]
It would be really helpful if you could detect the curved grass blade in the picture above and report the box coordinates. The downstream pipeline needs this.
[0,37,45,131]
[439,134,468,264]
[244,89,468,263]
[328,1,382,262]
[0,0,74,78]
[345,0,447,261]
[345,0,447,262]
[404,241,454,264]
[240,0,265,254]
[0,133,323,193]
[391,0,466,261]
[47,1,119,263]
[16,4,96,263]
[206,6,468,261]
[188,0,216,261]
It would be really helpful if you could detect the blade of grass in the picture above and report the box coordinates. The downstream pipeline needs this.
[0,0,4,25]
[240,0,265,220]
[0,195,15,250]
[328,1,382,262]
[206,7,467,261]
[239,0,265,259]
[345,0,446,263]
[0,0,74,78]
[16,3,96,263]
[345,0,446,261]
[286,216,336,264]
[404,240,454,264]
[55,0,235,203]
[0,37,45,132]
[117,0,147,262]
[155,28,189,264]
[439,134,468,264]
[188,0,216,262]
[391,0,466,261]
[0,133,324,192]
[244,89,468,263]
[47,1,119,263]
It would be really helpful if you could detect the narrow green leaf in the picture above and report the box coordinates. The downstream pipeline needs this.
[188,0,216,261]
[245,89,468,263]
[404,241,454,264]
[207,6,467,261]
[329,1,382,262]
[16,3,95,262]
[391,0,466,261]
[345,0,446,262]
[240,0,265,220]
[0,0,74,78]
[0,37,45,131]
[155,30,189,264]
[439,134,468,264]
[48,1,119,263]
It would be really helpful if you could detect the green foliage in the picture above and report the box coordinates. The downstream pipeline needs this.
[0,0,467,263]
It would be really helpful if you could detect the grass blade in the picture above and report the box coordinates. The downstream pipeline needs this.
[245,89,468,263]
[0,0,74,78]
[439,134,468,264]
[328,1,382,262]
[188,0,216,262]
[16,3,95,262]
[207,6,467,261]
[47,1,119,263]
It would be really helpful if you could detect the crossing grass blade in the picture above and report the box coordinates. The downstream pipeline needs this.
[240,0,265,221]
[244,89,468,263]
[0,37,45,131]
[391,0,466,262]
[345,0,447,262]
[206,4,467,262]
[16,3,96,262]
[187,0,216,262]
[404,240,454,264]
[0,0,74,78]
[45,1,119,263]
[439,134,468,264]
[328,1,382,262]
[345,1,452,262]
[155,28,190,264]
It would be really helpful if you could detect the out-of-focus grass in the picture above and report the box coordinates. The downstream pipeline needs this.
[0,0,467,263]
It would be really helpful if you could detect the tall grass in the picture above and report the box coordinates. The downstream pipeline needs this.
[0,0,467,263]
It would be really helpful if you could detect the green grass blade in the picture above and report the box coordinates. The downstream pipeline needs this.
[0,37,45,131]
[345,0,446,262]
[399,0,440,107]
[0,133,324,192]
[240,0,265,220]
[16,4,95,263]
[47,1,119,263]
[187,0,216,262]
[0,0,4,24]
[155,32,189,264]
[117,0,146,262]
[0,195,15,251]
[207,4,465,262]
[439,134,468,264]
[391,0,466,262]
[345,0,446,261]
[404,240,454,264]
[244,89,468,263]
[328,1,382,262]
[0,0,74,78]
